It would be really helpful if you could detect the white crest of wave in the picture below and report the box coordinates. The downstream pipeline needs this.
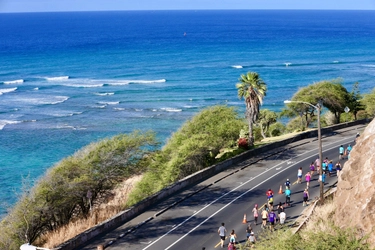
[98,101,119,105]
[284,62,292,67]
[114,107,125,111]
[161,107,182,112]
[0,120,22,130]
[362,64,375,68]
[22,95,69,105]
[3,79,24,84]
[45,76,69,81]
[232,65,243,69]
[63,83,104,88]
[94,92,115,96]
[107,79,166,85]
[0,87,17,94]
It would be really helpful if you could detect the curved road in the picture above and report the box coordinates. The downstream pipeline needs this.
[82,125,364,250]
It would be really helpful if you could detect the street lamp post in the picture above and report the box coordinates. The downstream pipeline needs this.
[284,100,324,202]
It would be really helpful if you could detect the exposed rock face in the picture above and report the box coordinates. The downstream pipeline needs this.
[335,118,375,246]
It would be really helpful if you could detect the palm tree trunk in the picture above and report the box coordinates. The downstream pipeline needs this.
[248,120,254,146]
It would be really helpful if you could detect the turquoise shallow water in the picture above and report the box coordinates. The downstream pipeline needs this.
[0,10,374,217]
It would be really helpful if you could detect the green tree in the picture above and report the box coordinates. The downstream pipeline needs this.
[347,82,364,120]
[287,79,350,125]
[257,109,278,139]
[362,87,375,117]
[236,72,267,146]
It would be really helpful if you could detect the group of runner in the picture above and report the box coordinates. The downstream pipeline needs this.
[218,223,256,249]
[217,142,355,249]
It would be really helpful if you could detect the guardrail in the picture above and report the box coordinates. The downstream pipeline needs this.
[56,119,367,250]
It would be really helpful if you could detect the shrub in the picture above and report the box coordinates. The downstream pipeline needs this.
[128,105,245,205]
[0,131,158,249]
[268,122,286,137]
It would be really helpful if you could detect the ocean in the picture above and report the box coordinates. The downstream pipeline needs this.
[0,10,374,217]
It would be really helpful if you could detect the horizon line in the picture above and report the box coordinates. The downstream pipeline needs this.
[1,8,375,14]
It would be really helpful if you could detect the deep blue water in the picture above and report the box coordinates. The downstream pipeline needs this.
[0,10,374,217]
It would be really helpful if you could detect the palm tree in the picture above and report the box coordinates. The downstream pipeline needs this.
[236,72,267,146]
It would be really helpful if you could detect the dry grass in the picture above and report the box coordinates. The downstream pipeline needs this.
[301,198,336,234]
[39,175,143,248]
[260,129,314,144]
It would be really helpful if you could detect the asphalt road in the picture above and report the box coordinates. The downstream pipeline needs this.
[82,125,364,250]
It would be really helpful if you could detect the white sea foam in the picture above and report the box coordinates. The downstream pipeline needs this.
[51,111,81,117]
[98,101,119,105]
[333,60,339,63]
[94,92,115,96]
[161,107,182,112]
[0,120,22,130]
[3,79,24,84]
[232,65,243,69]
[106,79,166,86]
[34,87,39,90]
[135,109,143,111]
[45,76,69,81]
[284,62,292,67]
[91,105,107,109]
[114,107,125,111]
[63,83,104,88]
[362,64,375,68]
[22,96,69,105]
[0,87,17,95]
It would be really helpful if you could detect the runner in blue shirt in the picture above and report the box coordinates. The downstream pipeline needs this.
[285,188,291,207]
[339,145,345,160]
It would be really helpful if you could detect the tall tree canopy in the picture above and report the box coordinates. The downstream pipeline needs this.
[286,79,351,125]
[236,72,267,146]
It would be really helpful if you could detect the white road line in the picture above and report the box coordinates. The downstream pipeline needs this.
[142,136,351,250]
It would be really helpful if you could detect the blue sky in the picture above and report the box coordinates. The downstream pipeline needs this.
[1,0,375,13]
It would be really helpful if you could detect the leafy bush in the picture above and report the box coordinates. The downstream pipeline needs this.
[0,131,158,249]
[128,105,245,205]
[268,122,286,137]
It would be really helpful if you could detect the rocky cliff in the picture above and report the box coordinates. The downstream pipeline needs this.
[334,118,375,246]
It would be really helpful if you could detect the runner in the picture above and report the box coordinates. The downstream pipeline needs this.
[339,145,345,160]
[218,222,227,248]
[305,171,311,189]
[314,156,321,174]
[268,196,274,211]
[346,144,352,159]
[303,188,309,206]
[248,232,256,248]
[266,188,274,210]
[297,168,303,184]
[229,229,237,245]
[266,188,274,200]
[309,161,315,176]
[276,202,284,223]
[246,224,252,240]
[322,160,327,176]
[268,210,277,231]
[279,210,286,225]
[285,187,291,206]
[252,204,258,225]
[261,208,268,229]
[328,160,333,177]
[285,178,291,189]
[335,161,342,177]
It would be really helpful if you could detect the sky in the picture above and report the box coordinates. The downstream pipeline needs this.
[0,0,375,13]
